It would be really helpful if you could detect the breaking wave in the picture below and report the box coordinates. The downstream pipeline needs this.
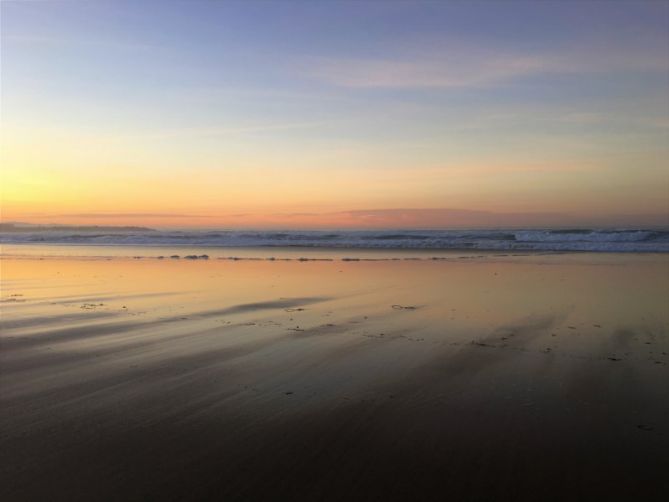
[2,228,668,252]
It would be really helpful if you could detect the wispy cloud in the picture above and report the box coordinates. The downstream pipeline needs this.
[55,213,210,219]
[307,53,546,89]
[11,208,667,229]
[273,207,668,229]
[330,208,566,227]
[4,34,158,52]
[304,43,668,89]
[130,121,333,141]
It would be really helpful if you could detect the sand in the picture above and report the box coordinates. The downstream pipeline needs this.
[1,252,668,501]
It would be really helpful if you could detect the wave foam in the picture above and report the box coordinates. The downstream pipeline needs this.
[1,229,668,252]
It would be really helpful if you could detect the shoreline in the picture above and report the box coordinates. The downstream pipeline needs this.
[2,243,668,263]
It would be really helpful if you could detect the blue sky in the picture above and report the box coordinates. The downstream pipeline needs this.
[2,0,668,228]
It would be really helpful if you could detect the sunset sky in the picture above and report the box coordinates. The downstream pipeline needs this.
[1,0,668,229]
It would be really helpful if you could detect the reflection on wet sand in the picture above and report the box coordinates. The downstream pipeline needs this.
[1,254,668,501]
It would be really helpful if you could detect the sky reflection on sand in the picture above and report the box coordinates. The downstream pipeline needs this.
[1,252,668,500]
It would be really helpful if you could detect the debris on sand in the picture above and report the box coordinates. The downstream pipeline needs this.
[471,341,494,348]
[392,304,418,310]
[284,391,294,395]
[170,255,180,259]
[398,334,424,342]
[284,308,305,312]
[607,357,622,362]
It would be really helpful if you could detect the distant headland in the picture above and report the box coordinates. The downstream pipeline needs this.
[0,223,155,233]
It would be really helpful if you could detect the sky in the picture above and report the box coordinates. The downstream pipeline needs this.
[1,0,668,229]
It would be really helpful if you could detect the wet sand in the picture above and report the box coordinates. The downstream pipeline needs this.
[1,252,668,501]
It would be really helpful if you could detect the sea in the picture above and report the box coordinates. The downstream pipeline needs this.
[1,228,668,253]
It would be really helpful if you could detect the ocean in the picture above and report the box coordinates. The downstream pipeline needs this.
[1,228,668,253]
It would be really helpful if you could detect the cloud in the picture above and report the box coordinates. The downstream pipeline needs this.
[13,207,667,229]
[56,213,210,219]
[304,43,668,89]
[273,208,668,229]
[307,53,547,89]
[4,34,157,52]
[270,207,564,227]
[334,208,565,227]
[130,121,332,141]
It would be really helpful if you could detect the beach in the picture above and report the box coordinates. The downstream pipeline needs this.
[1,249,668,501]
